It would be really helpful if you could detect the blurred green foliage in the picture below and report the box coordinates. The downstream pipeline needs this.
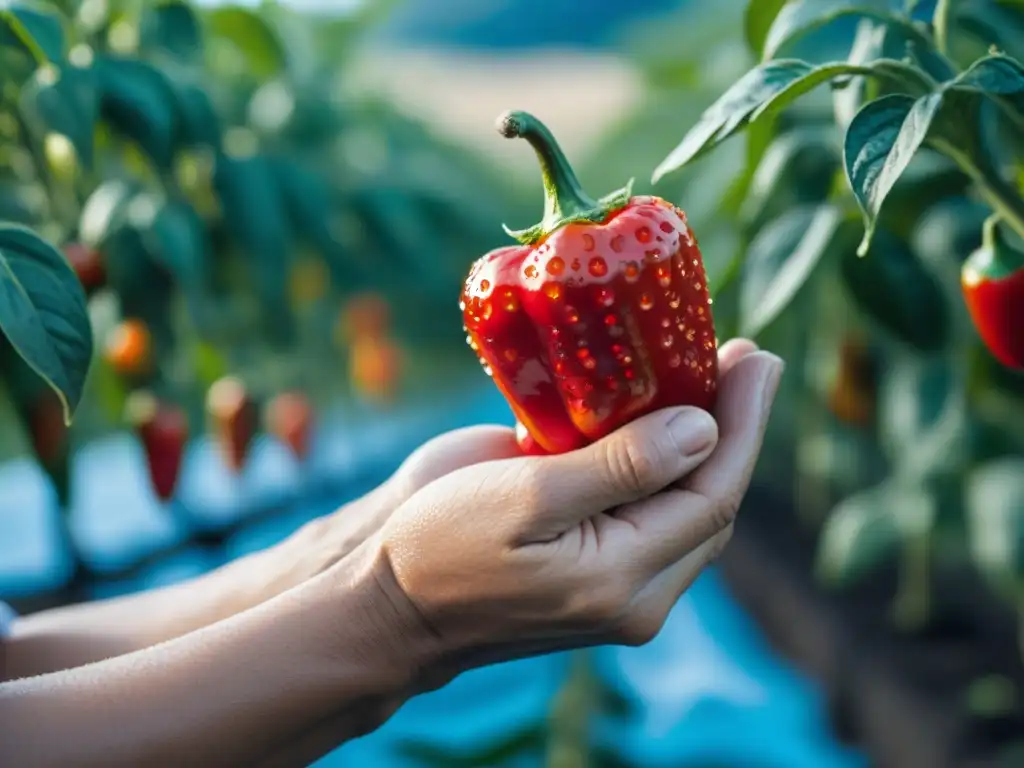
[0,0,529,469]
[618,0,1024,652]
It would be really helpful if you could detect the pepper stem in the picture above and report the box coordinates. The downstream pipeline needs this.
[982,214,1024,273]
[497,110,632,246]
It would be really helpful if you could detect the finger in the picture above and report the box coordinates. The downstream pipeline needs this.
[717,338,758,374]
[618,351,783,573]
[690,351,783,504]
[529,406,719,524]
[390,425,521,500]
[632,524,732,631]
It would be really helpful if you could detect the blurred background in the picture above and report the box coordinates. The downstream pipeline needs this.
[2,0,1024,766]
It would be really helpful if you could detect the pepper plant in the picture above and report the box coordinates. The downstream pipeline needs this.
[0,0,519,570]
[652,0,1024,642]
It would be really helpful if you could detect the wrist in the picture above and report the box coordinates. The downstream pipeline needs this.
[322,536,449,696]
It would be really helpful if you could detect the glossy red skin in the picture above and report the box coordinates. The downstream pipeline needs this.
[64,243,105,293]
[963,268,1024,370]
[462,196,717,455]
[139,406,188,502]
[30,393,68,466]
[267,392,313,460]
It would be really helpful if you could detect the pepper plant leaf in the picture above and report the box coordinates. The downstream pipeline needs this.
[839,228,950,353]
[204,6,288,79]
[967,458,1024,599]
[834,19,889,134]
[18,62,98,169]
[213,153,295,342]
[843,92,944,255]
[744,0,789,57]
[96,56,181,170]
[0,225,93,425]
[739,204,847,338]
[654,59,895,181]
[763,0,933,61]
[955,0,1024,64]
[951,53,1024,126]
[877,355,969,480]
[0,5,65,63]
[816,483,911,588]
[140,0,204,61]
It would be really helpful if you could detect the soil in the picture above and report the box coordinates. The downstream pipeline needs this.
[722,486,1024,768]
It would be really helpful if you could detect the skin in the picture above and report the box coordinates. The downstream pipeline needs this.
[1,339,779,768]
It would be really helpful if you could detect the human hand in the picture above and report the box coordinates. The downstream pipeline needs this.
[370,340,781,685]
[278,423,523,582]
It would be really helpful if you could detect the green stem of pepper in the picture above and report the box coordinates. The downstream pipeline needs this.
[497,110,632,245]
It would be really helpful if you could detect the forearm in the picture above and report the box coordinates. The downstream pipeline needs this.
[0,542,420,767]
[5,487,392,679]
[6,545,297,678]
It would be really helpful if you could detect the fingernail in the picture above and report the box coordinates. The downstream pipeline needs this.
[760,355,785,422]
[667,408,718,456]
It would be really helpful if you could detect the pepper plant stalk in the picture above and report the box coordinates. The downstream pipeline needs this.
[497,110,632,246]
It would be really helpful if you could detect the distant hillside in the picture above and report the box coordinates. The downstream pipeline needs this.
[371,0,682,49]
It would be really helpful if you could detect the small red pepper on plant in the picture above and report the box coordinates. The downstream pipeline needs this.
[264,391,313,460]
[126,391,188,502]
[827,335,878,428]
[461,111,718,455]
[206,376,258,473]
[27,389,72,507]
[962,216,1024,371]
[63,242,105,295]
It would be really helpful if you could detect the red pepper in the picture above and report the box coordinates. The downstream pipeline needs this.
[461,111,718,455]
[206,376,258,473]
[126,391,188,502]
[63,242,106,295]
[28,390,71,507]
[265,391,313,460]
[962,216,1024,371]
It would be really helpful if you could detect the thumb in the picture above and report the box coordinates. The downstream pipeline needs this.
[390,425,521,500]
[531,407,719,523]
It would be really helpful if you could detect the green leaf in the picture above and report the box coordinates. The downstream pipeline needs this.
[0,224,93,424]
[213,152,294,340]
[744,0,789,57]
[204,6,287,80]
[966,458,1024,597]
[270,158,369,289]
[740,205,846,337]
[102,226,174,335]
[955,1,1024,64]
[79,179,139,250]
[834,19,889,134]
[877,354,969,477]
[816,483,911,587]
[763,0,932,61]
[135,194,209,289]
[0,5,65,63]
[739,127,840,226]
[163,71,221,149]
[844,93,944,255]
[653,59,877,182]
[18,63,98,169]
[95,56,180,169]
[140,0,203,60]
[840,228,950,352]
[952,53,1024,124]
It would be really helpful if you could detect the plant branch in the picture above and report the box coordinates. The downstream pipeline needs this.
[933,0,953,56]
[933,138,1024,241]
